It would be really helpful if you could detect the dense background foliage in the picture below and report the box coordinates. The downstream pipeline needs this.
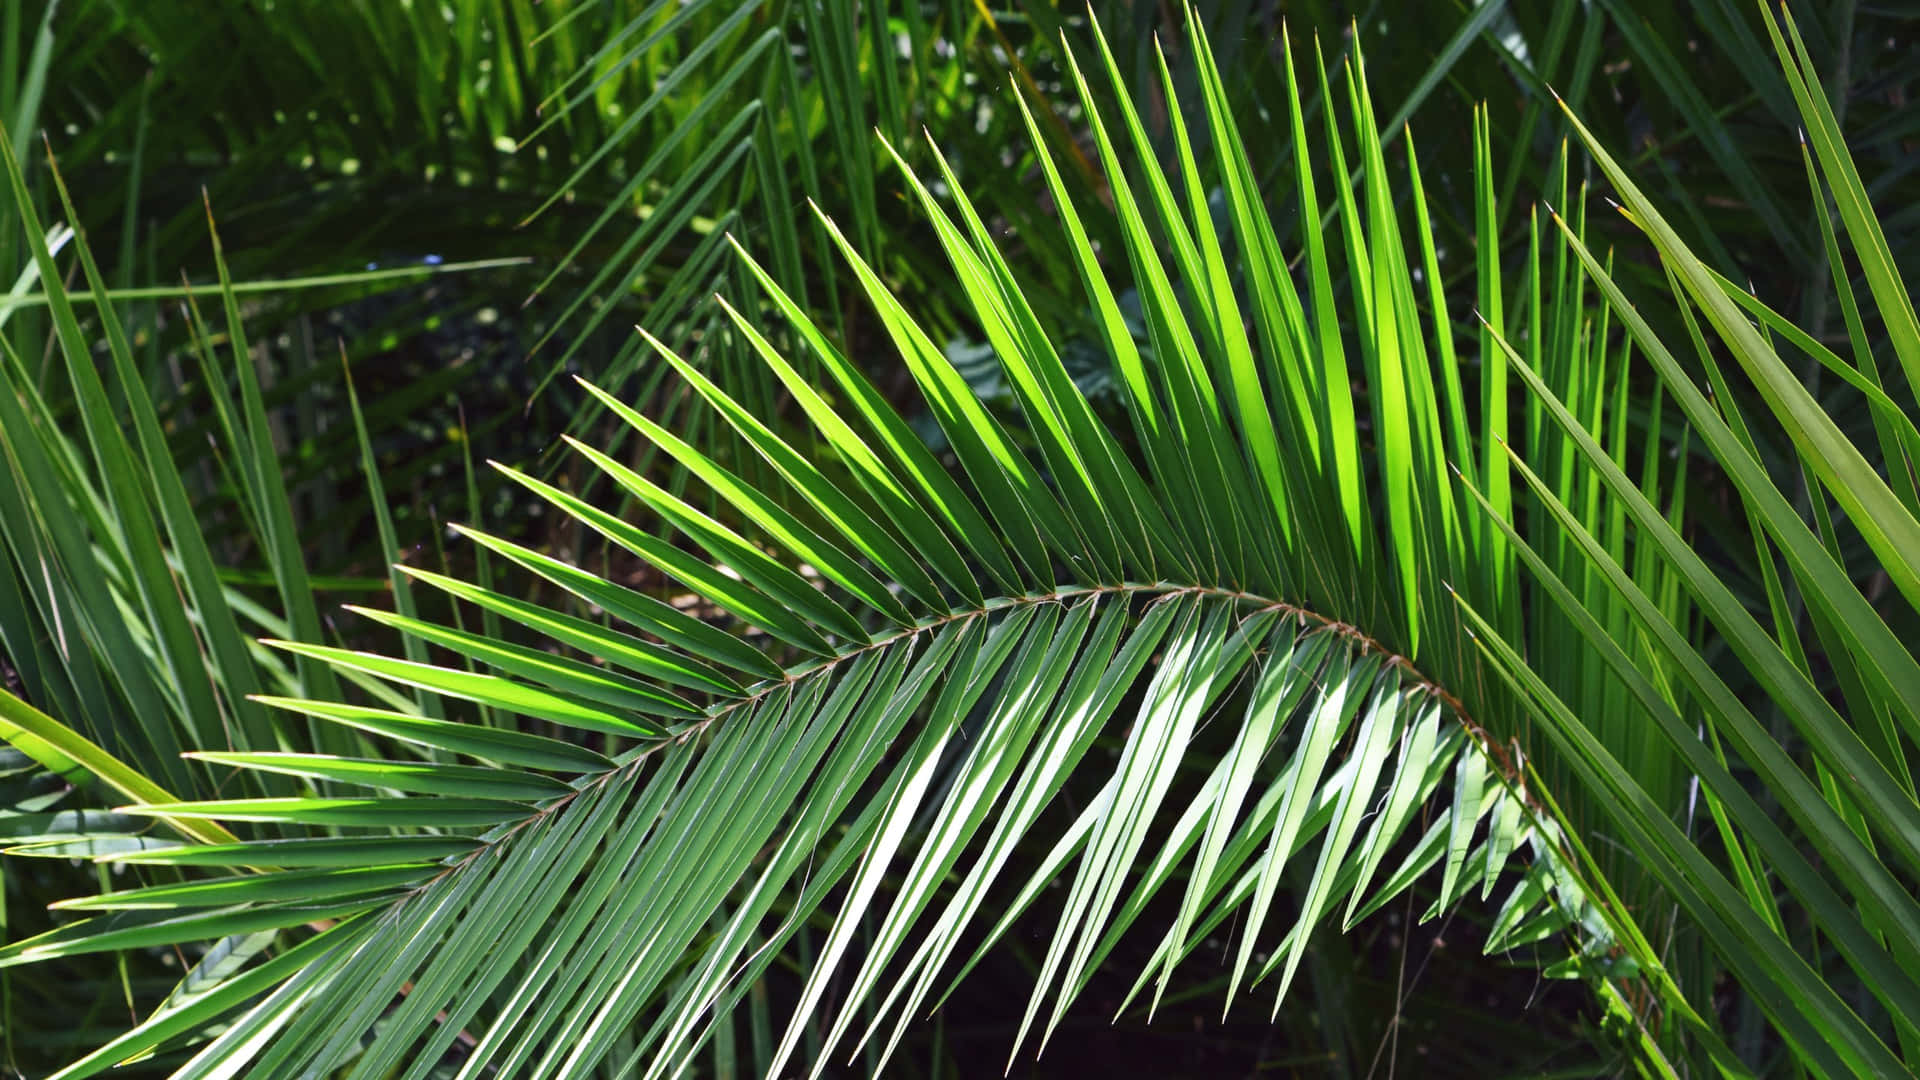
[1,1,1916,1076]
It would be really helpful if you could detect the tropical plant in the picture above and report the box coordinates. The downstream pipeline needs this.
[5,2,1920,1078]
[31,0,1920,503]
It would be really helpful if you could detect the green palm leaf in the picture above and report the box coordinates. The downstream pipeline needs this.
[6,4,1916,1078]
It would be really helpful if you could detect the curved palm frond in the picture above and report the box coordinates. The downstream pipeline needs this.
[7,3,1920,1078]
[0,12,1634,1078]
[36,601,1591,1080]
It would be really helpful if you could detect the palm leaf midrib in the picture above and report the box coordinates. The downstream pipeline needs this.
[392,578,1498,927]
[659,579,1464,741]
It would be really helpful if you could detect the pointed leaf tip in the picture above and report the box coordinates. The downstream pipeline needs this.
[636,325,674,354]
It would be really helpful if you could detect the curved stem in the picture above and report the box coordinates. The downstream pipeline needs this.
[415,583,1547,902]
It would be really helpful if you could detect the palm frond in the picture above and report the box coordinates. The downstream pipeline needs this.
[0,12,1630,1077]
[8,3,1920,1077]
